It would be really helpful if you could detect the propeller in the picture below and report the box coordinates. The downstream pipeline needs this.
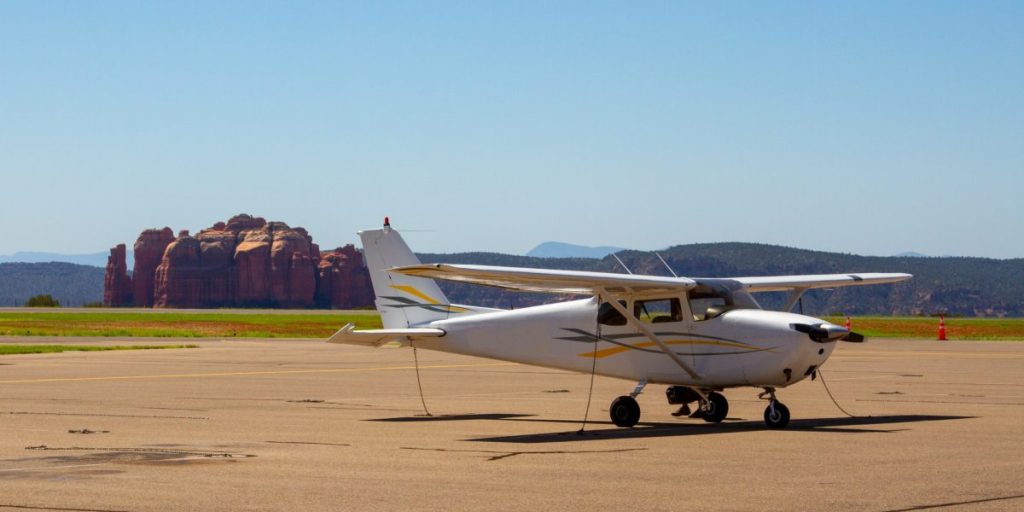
[840,332,865,343]
[791,323,865,343]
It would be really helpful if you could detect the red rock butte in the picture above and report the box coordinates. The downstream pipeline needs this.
[104,214,373,309]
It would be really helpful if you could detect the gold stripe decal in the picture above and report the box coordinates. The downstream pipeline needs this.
[390,285,441,304]
[388,285,469,313]
[578,339,772,359]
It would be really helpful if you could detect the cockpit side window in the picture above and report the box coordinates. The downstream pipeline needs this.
[597,300,628,326]
[688,285,734,321]
[634,298,683,324]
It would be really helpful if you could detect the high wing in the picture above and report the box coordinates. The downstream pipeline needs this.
[734,273,912,292]
[394,263,697,295]
[326,323,446,347]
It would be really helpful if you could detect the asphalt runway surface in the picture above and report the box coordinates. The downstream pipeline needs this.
[0,337,1022,511]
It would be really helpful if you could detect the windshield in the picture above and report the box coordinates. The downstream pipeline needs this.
[688,280,760,321]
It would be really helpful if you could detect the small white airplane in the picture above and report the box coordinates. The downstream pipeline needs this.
[329,219,912,429]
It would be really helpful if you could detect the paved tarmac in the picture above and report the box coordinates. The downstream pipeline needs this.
[0,337,1022,511]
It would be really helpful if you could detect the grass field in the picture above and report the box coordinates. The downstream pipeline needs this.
[0,310,1020,340]
[824,316,1024,340]
[0,344,197,355]
[0,311,382,338]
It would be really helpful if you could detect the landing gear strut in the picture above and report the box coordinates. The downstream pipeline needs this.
[759,387,790,429]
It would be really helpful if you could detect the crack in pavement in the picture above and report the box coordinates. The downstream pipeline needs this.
[265,441,350,447]
[0,504,129,512]
[881,493,1024,511]
[2,411,208,420]
[23,446,253,458]
[400,446,647,461]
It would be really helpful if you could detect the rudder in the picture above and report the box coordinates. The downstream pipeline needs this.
[360,224,457,328]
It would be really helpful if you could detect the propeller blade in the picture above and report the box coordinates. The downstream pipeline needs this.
[791,322,850,343]
[791,323,829,342]
[841,332,865,343]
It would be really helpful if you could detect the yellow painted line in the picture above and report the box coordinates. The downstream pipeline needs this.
[0,362,518,385]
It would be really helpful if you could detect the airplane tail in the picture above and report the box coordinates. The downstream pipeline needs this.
[359,221,461,329]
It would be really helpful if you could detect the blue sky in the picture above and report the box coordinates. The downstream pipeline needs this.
[1,1,1021,257]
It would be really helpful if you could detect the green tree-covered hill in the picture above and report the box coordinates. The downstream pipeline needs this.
[421,244,1024,317]
[0,262,105,307]
[2,245,1020,316]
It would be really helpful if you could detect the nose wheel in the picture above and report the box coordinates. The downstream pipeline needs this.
[759,387,790,429]
[763,401,790,429]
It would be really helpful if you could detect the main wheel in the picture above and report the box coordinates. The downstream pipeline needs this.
[763,401,790,429]
[609,396,641,427]
[701,392,729,423]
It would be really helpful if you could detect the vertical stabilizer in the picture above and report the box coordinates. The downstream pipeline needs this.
[360,222,455,328]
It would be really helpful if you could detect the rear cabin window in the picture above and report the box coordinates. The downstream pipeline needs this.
[634,298,683,324]
[597,300,627,326]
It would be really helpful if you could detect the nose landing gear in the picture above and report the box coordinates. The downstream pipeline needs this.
[759,387,790,429]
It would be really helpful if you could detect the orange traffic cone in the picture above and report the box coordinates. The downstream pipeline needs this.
[844,316,851,331]
[938,315,947,341]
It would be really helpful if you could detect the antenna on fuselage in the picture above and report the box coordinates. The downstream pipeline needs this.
[610,252,633,275]
[654,252,679,278]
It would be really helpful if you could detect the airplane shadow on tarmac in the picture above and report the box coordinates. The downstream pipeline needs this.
[369,413,535,422]
[452,414,975,443]
[365,413,973,442]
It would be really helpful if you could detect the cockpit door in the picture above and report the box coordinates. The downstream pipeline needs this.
[631,296,695,370]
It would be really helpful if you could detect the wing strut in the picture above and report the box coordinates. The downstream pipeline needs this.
[596,287,702,382]
[782,288,808,313]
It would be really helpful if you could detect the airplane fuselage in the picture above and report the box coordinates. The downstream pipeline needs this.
[415,297,836,389]
[337,223,907,428]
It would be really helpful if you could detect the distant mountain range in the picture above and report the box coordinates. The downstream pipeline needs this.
[0,251,133,268]
[423,243,1024,317]
[0,246,953,266]
[2,242,1021,316]
[526,242,626,259]
[0,262,105,307]
[528,242,939,260]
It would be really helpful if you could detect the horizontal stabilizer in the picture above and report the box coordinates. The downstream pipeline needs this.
[326,323,446,348]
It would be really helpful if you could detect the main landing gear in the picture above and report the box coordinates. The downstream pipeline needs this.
[610,384,791,429]
[609,395,641,427]
[759,387,790,429]
[609,379,647,427]
[665,386,729,424]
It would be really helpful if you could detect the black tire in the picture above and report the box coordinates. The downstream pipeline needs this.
[763,401,790,429]
[609,396,641,427]
[701,392,729,423]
